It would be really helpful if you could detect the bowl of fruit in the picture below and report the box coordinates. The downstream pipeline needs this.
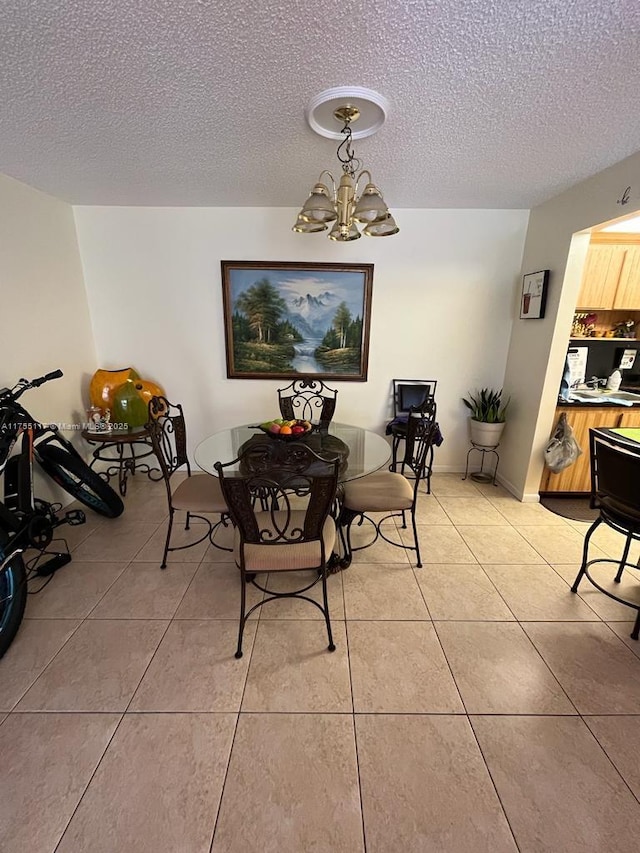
[257,418,313,439]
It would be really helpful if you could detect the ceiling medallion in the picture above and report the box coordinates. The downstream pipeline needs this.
[292,87,398,242]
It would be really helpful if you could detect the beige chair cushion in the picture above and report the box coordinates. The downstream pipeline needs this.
[235,511,336,572]
[343,471,413,513]
[171,474,228,513]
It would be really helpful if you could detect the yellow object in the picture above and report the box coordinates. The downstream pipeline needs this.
[90,367,140,409]
[89,368,166,427]
[133,379,165,411]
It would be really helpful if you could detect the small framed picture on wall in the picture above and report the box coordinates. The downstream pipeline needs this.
[520,269,549,320]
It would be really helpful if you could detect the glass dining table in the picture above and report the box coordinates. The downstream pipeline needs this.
[194,421,391,481]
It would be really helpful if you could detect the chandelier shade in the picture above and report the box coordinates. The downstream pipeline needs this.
[292,213,328,233]
[293,95,398,242]
[363,214,400,237]
[300,181,337,223]
[353,183,389,223]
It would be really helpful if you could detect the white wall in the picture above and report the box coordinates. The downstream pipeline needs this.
[501,150,640,499]
[0,173,97,502]
[73,206,529,466]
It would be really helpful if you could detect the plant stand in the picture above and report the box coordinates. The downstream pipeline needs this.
[462,441,500,486]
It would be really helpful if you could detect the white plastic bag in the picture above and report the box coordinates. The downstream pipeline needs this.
[544,412,582,473]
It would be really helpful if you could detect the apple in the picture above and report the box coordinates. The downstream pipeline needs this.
[268,423,281,434]
[291,425,305,435]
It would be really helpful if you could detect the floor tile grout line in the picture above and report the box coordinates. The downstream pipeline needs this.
[123,617,175,714]
[82,556,135,620]
[465,715,523,853]
[411,566,433,619]
[580,714,640,806]
[207,708,243,853]
[546,563,605,620]
[7,618,86,713]
[516,622,582,715]
[343,616,368,851]
[454,559,520,622]
[351,714,368,853]
[52,710,126,853]
[429,619,469,716]
[208,596,258,853]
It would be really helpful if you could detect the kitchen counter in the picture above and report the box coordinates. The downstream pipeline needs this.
[557,387,640,407]
[557,399,640,408]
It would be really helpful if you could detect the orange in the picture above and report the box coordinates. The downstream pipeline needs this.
[279,425,292,435]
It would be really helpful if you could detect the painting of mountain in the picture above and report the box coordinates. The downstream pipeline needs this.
[221,261,373,380]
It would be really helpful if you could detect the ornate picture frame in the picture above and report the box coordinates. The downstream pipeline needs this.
[221,261,373,380]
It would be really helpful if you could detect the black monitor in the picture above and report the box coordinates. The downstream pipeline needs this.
[398,383,429,413]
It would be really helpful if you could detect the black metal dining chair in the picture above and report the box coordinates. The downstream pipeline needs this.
[277,377,338,428]
[215,440,340,659]
[146,396,231,569]
[339,411,437,568]
[571,428,640,639]
[388,379,437,489]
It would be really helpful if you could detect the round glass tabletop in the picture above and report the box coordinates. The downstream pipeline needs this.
[194,421,391,482]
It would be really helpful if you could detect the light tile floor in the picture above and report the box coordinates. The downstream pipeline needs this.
[3,472,640,851]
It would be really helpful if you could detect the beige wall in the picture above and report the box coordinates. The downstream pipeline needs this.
[0,174,97,502]
[501,151,640,500]
[73,206,529,464]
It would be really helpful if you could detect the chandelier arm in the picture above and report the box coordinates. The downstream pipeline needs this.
[354,169,372,195]
[317,170,337,197]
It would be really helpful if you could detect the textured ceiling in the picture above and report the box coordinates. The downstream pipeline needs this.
[1,0,639,209]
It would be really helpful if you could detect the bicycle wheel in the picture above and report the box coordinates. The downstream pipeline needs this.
[36,445,124,518]
[0,533,27,658]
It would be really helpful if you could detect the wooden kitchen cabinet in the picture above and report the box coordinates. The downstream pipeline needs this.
[540,407,624,493]
[613,245,640,309]
[617,409,640,428]
[577,245,627,309]
[576,234,640,310]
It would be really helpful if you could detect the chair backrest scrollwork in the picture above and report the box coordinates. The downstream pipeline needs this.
[215,441,339,550]
[402,399,438,480]
[277,377,338,428]
[146,396,191,489]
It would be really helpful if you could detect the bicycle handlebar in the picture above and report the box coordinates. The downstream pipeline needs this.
[31,370,63,388]
[0,369,63,403]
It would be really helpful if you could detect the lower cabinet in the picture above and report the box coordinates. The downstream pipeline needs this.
[617,410,640,428]
[540,407,628,494]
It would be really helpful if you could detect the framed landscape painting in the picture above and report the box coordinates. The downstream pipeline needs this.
[221,261,373,380]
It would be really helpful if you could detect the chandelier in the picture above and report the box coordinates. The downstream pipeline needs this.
[292,102,399,242]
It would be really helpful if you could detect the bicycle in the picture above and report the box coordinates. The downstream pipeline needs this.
[0,369,124,657]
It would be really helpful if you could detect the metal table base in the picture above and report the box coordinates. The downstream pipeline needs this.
[82,428,162,496]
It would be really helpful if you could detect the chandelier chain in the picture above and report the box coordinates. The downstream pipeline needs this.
[336,120,361,178]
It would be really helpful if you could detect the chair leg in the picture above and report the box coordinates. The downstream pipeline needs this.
[161,509,175,569]
[400,509,407,530]
[337,507,358,568]
[571,517,601,592]
[185,511,191,531]
[615,533,632,583]
[411,510,422,568]
[424,445,434,494]
[390,435,401,471]
[631,609,640,641]
[235,570,247,659]
[321,571,336,652]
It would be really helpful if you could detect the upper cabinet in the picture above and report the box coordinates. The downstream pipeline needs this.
[614,245,640,309]
[577,233,640,310]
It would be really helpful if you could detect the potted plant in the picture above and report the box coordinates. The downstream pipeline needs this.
[462,387,510,448]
